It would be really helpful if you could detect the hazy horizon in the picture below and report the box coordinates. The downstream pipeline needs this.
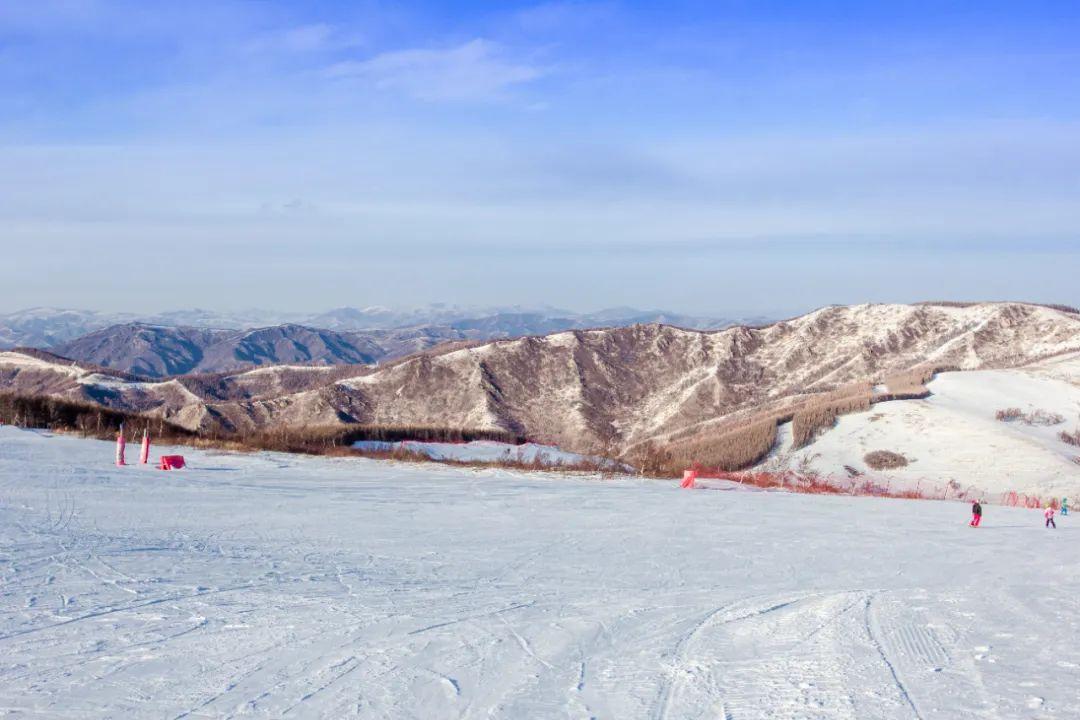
[0,299,778,321]
[3,2,1078,313]
[3,295,1079,328]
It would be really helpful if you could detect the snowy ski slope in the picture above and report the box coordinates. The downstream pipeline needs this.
[767,353,1080,499]
[351,440,618,467]
[1,426,1079,718]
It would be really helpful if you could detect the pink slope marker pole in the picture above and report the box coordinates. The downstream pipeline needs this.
[116,427,126,467]
[139,429,150,465]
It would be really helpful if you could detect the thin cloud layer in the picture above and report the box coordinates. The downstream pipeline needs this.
[325,39,543,101]
[1,1,1078,314]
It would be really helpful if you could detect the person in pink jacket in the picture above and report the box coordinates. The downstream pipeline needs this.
[1045,504,1057,529]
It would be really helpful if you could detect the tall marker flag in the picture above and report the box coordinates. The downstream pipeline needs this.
[116,425,126,466]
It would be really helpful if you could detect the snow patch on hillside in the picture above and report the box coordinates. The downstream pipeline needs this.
[544,331,578,348]
[0,351,83,377]
[337,372,380,387]
[765,359,1080,499]
[75,375,203,405]
[234,364,338,377]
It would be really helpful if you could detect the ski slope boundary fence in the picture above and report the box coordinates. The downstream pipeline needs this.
[1000,491,1061,510]
[684,467,1060,507]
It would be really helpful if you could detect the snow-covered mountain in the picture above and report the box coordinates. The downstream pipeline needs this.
[6,306,757,377]
[0,308,135,348]
[0,304,751,351]
[51,324,387,377]
[303,305,470,331]
[48,321,518,376]
[0,307,315,347]
[299,304,731,332]
[4,302,1080,500]
[141,308,309,329]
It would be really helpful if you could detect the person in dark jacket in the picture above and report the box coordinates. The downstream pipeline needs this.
[970,500,983,527]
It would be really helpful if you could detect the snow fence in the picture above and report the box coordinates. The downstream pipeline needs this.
[683,467,1061,507]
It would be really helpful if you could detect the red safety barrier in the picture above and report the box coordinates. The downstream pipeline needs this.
[680,469,698,489]
[1000,491,1059,510]
[139,431,150,465]
[682,467,993,502]
[159,455,186,470]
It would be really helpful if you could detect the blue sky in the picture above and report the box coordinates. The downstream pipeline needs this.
[2,0,1079,315]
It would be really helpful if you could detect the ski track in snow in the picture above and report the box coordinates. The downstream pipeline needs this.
[1,427,1080,718]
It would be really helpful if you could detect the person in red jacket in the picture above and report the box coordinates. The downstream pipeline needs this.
[1045,504,1057,529]
[970,500,982,527]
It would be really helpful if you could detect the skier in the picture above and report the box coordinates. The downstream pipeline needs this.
[1045,504,1057,529]
[1062,497,1069,516]
[970,499,982,527]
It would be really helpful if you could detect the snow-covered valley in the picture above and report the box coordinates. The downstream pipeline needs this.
[2,426,1079,718]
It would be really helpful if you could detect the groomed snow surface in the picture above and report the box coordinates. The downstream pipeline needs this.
[766,354,1080,500]
[352,440,619,468]
[2,427,1079,719]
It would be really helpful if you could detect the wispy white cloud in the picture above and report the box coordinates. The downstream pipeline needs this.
[512,2,616,34]
[325,39,543,101]
[3,2,1079,313]
[243,23,363,55]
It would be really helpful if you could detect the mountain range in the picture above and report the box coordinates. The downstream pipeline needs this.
[3,302,1078,470]
[0,306,762,376]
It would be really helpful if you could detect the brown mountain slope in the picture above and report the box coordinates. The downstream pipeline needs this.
[2,303,1078,458]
